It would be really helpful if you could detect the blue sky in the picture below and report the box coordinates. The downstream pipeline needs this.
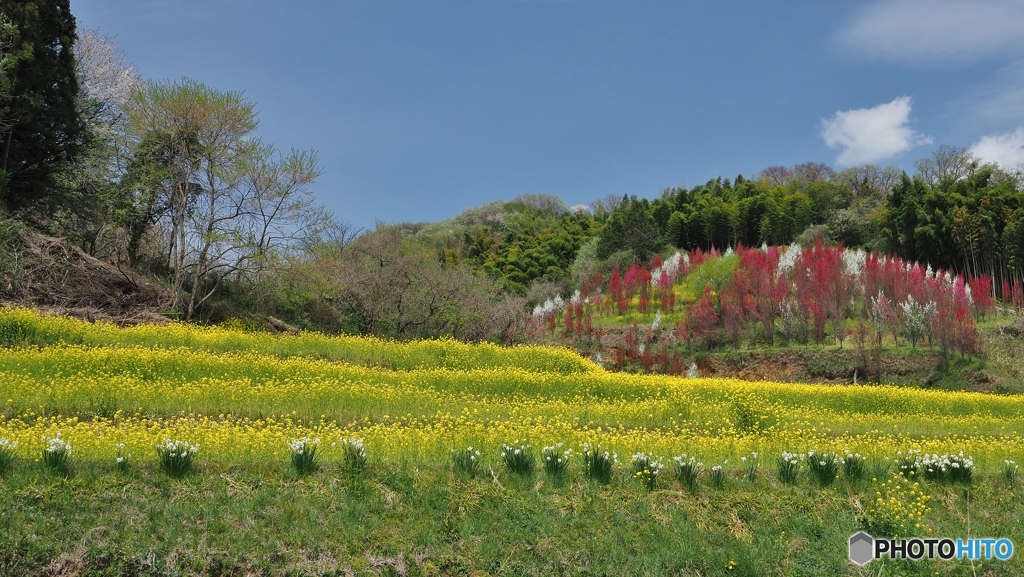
[72,0,1024,229]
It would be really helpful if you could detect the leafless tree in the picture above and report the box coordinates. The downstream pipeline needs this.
[914,144,979,186]
[590,194,624,216]
[759,165,792,187]
[334,229,525,342]
[511,193,569,216]
[836,164,903,198]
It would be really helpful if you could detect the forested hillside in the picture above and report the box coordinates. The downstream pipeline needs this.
[0,2,1022,360]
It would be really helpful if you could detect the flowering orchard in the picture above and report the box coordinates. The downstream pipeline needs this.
[530,243,1007,373]
[0,312,1021,477]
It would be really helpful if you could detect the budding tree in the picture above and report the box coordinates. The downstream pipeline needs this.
[127,77,329,319]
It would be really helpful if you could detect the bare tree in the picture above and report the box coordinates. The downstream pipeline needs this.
[758,162,835,188]
[334,229,525,342]
[836,164,903,198]
[590,194,624,217]
[758,165,792,187]
[914,144,979,186]
[511,193,569,216]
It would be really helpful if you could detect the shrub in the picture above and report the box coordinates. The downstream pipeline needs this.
[42,432,73,474]
[777,452,800,485]
[842,450,866,482]
[582,443,616,484]
[673,454,703,490]
[0,437,16,473]
[156,438,198,478]
[541,443,571,478]
[806,451,840,487]
[451,446,481,478]
[288,437,320,475]
[339,438,367,472]
[501,440,535,475]
[631,452,663,491]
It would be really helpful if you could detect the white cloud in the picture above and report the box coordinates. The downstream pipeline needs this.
[837,0,1024,62]
[970,128,1024,167]
[821,97,932,166]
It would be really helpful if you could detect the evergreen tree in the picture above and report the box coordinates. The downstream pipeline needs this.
[0,0,85,214]
[596,195,664,263]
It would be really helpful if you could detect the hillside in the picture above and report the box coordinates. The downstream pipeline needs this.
[0,310,1022,574]
[0,222,170,325]
[525,244,1024,393]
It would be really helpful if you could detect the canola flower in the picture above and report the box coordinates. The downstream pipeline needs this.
[863,473,933,538]
[0,307,1021,470]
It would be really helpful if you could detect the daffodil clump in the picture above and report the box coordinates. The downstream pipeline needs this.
[805,450,840,486]
[631,452,664,491]
[777,452,801,485]
[115,443,131,473]
[541,443,571,478]
[41,432,72,474]
[501,440,535,475]
[709,462,727,489]
[288,437,320,475]
[842,450,866,482]
[0,436,16,473]
[1004,459,1019,485]
[451,446,481,478]
[156,438,199,477]
[338,437,366,471]
[582,443,616,484]
[920,451,974,484]
[674,454,703,490]
[740,451,758,482]
[894,449,922,477]
[862,473,932,539]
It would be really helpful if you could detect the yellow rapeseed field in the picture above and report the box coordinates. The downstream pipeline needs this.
[0,308,1021,469]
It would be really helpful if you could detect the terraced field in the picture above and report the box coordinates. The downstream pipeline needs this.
[0,308,1022,575]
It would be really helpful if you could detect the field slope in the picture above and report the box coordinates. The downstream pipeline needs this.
[0,308,1022,576]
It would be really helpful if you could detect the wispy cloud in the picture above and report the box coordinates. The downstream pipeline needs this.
[970,128,1024,168]
[837,0,1024,62]
[965,60,1024,130]
[821,97,931,166]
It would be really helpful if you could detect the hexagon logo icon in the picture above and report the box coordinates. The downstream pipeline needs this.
[849,531,874,566]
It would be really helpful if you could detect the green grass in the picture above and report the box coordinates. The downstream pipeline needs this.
[2,460,1022,575]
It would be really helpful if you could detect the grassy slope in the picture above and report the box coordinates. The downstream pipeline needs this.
[2,308,1024,575]
[2,461,1022,576]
